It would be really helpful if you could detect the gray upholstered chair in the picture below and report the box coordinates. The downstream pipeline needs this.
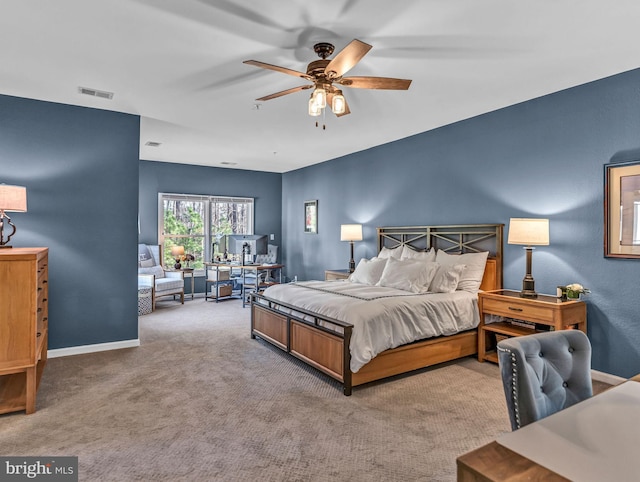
[137,244,184,310]
[497,330,592,431]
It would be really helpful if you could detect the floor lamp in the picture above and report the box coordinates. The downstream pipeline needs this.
[508,218,549,298]
[340,224,363,272]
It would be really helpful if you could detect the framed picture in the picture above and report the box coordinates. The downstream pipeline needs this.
[605,160,640,258]
[304,200,318,234]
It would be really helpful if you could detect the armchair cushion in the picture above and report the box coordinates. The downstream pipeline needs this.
[155,277,184,292]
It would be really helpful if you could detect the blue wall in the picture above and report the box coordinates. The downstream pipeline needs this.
[0,94,140,349]
[282,68,640,378]
[138,160,282,293]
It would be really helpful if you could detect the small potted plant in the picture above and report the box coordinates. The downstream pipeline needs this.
[565,283,590,300]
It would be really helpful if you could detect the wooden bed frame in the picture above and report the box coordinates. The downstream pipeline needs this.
[250,224,503,395]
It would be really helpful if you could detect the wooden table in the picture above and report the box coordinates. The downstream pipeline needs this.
[457,376,640,481]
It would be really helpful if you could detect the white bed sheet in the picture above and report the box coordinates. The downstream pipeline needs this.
[261,281,480,372]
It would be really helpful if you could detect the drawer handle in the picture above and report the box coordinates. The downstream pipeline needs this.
[508,307,523,312]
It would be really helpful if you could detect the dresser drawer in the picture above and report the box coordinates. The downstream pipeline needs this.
[482,298,554,323]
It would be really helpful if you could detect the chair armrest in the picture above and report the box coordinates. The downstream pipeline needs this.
[138,273,155,288]
[165,271,184,279]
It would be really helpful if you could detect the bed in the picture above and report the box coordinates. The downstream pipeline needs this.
[250,224,504,395]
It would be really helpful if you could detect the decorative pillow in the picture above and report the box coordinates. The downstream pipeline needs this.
[376,257,439,293]
[429,264,465,293]
[377,246,403,260]
[435,250,489,293]
[138,244,155,267]
[349,257,388,285]
[138,265,165,279]
[401,246,436,263]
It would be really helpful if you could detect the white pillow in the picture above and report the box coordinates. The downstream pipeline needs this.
[376,257,439,293]
[138,265,165,279]
[377,246,403,259]
[435,250,489,293]
[429,264,465,293]
[349,257,387,285]
[401,246,436,263]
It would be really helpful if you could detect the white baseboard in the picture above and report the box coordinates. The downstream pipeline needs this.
[48,339,140,359]
[591,369,625,385]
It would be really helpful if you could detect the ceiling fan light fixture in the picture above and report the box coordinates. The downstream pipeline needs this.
[332,91,346,115]
[308,96,321,116]
[312,87,326,109]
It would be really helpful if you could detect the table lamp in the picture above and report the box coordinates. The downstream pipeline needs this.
[0,184,27,248]
[340,224,363,272]
[508,218,549,298]
[171,245,185,269]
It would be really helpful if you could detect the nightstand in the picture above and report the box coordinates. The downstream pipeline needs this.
[325,269,351,281]
[478,289,587,363]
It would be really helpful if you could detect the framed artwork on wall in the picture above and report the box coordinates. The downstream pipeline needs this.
[605,160,640,258]
[304,200,318,234]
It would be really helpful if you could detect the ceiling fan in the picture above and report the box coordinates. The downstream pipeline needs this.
[243,39,412,119]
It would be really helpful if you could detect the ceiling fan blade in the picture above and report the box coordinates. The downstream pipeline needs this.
[255,84,312,101]
[243,60,312,81]
[339,76,412,90]
[324,39,372,79]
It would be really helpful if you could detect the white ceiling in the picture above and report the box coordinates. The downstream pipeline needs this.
[2,1,639,173]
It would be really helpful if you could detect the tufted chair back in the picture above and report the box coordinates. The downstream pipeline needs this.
[497,330,592,431]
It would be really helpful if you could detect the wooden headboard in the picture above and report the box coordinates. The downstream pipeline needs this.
[377,224,504,291]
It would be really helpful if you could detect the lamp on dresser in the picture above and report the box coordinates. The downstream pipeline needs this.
[340,224,363,273]
[0,184,27,248]
[508,217,549,298]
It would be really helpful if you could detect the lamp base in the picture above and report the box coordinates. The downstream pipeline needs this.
[519,289,538,298]
[520,275,537,298]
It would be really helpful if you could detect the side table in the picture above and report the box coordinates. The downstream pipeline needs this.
[181,268,195,300]
[325,269,351,281]
[478,289,587,363]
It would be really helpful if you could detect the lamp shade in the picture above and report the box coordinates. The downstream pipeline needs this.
[508,218,549,246]
[340,224,363,242]
[171,245,185,257]
[0,185,27,212]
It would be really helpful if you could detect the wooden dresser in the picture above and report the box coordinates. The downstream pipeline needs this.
[0,247,49,414]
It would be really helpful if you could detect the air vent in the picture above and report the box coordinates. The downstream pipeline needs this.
[145,141,162,147]
[221,161,237,166]
[78,86,114,100]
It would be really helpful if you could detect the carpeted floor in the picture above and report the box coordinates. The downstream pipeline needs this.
[0,297,540,480]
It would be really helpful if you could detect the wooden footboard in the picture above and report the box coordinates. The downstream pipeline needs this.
[251,293,477,395]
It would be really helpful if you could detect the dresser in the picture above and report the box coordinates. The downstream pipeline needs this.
[0,247,49,414]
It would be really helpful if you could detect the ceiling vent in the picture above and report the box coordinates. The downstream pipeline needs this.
[78,86,114,100]
[221,161,237,166]
[144,141,162,147]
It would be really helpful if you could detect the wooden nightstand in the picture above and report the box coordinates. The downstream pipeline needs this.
[325,269,351,281]
[478,289,587,363]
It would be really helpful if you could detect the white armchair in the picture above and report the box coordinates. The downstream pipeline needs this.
[138,244,184,310]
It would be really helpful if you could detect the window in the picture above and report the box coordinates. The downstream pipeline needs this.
[159,193,254,271]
